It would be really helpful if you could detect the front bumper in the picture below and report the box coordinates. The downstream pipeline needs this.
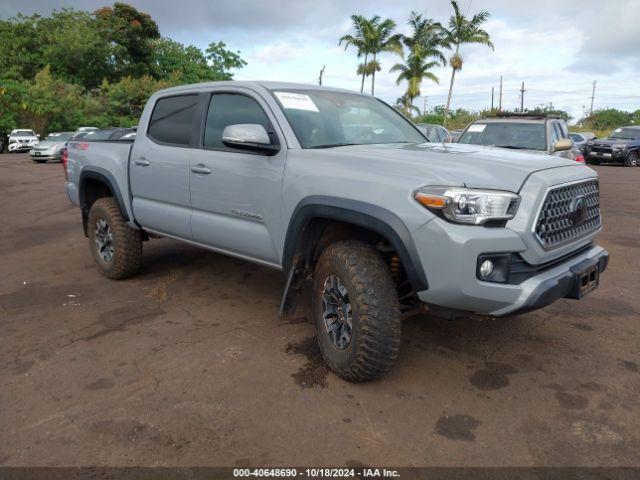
[587,149,626,162]
[8,144,35,153]
[413,217,608,317]
[30,150,59,161]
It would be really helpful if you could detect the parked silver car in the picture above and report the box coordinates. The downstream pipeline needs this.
[415,123,452,142]
[30,132,74,163]
[570,131,596,149]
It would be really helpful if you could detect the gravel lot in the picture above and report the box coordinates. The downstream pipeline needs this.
[1,153,639,467]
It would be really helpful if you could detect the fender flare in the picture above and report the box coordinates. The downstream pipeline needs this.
[78,167,130,221]
[282,196,428,291]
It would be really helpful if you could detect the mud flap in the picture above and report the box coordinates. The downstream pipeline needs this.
[279,265,301,318]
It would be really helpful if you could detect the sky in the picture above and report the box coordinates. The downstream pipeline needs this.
[3,0,640,122]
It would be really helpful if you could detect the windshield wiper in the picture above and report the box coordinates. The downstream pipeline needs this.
[309,143,359,149]
[492,145,530,150]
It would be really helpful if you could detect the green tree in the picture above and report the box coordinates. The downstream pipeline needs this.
[205,41,247,80]
[441,0,493,127]
[339,15,372,93]
[22,67,87,134]
[390,55,440,112]
[42,9,113,89]
[365,17,402,95]
[95,3,160,78]
[0,79,28,134]
[390,12,444,113]
[152,38,214,83]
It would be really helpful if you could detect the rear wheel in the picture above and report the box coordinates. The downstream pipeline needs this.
[32,158,47,163]
[88,197,142,279]
[312,240,401,382]
[624,151,638,167]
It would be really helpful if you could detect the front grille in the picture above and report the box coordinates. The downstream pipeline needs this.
[591,145,611,154]
[534,180,601,249]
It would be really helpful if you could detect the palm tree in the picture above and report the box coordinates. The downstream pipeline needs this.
[390,55,440,112]
[403,12,446,65]
[365,17,402,95]
[441,0,494,127]
[390,12,444,114]
[339,15,371,93]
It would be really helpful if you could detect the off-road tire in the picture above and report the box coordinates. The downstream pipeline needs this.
[624,151,639,167]
[312,240,402,382]
[88,197,142,279]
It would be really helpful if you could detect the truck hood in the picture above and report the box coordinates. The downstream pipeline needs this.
[322,142,586,192]
[590,137,638,147]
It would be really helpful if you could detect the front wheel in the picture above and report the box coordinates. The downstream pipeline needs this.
[624,151,639,167]
[312,240,402,382]
[88,197,142,279]
[32,158,47,163]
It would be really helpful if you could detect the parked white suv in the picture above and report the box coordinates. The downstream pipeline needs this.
[8,129,39,153]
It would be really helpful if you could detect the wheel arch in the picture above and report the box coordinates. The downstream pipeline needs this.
[79,167,129,222]
[282,196,428,292]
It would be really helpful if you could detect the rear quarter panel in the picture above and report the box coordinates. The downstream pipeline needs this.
[66,140,135,225]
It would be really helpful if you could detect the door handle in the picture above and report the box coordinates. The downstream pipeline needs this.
[134,157,150,166]
[191,164,212,175]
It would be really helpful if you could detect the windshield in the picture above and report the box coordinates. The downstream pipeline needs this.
[610,128,640,140]
[45,133,73,141]
[13,130,35,136]
[458,122,547,151]
[271,90,426,148]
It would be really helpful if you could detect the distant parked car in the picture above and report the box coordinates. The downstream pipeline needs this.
[70,132,90,141]
[450,129,464,142]
[85,128,136,141]
[30,131,74,163]
[569,132,595,149]
[583,126,640,167]
[76,126,99,133]
[415,123,452,142]
[7,129,39,153]
[457,113,578,161]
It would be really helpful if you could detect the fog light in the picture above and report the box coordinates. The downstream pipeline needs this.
[479,259,494,278]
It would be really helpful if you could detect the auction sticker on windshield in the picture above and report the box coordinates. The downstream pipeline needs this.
[274,91,319,112]
[468,124,487,132]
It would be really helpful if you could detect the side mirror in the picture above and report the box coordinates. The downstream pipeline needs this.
[553,138,572,152]
[222,124,279,155]
[36,134,40,138]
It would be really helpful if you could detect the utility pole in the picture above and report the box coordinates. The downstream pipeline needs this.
[423,96,427,115]
[589,80,596,116]
[520,81,526,112]
[498,75,503,111]
[491,87,494,110]
[318,65,325,86]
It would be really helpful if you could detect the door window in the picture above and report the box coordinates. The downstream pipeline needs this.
[147,94,199,146]
[204,93,272,150]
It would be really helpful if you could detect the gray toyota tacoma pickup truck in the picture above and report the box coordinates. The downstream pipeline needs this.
[65,81,609,382]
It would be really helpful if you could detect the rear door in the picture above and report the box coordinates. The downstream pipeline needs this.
[189,89,286,266]
[130,94,202,239]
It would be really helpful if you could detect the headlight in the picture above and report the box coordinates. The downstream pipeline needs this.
[612,144,627,150]
[9,139,17,144]
[414,186,520,225]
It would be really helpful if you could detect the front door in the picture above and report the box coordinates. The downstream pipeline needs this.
[130,94,201,239]
[189,90,286,266]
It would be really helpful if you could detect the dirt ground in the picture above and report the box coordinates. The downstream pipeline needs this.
[1,153,639,467]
